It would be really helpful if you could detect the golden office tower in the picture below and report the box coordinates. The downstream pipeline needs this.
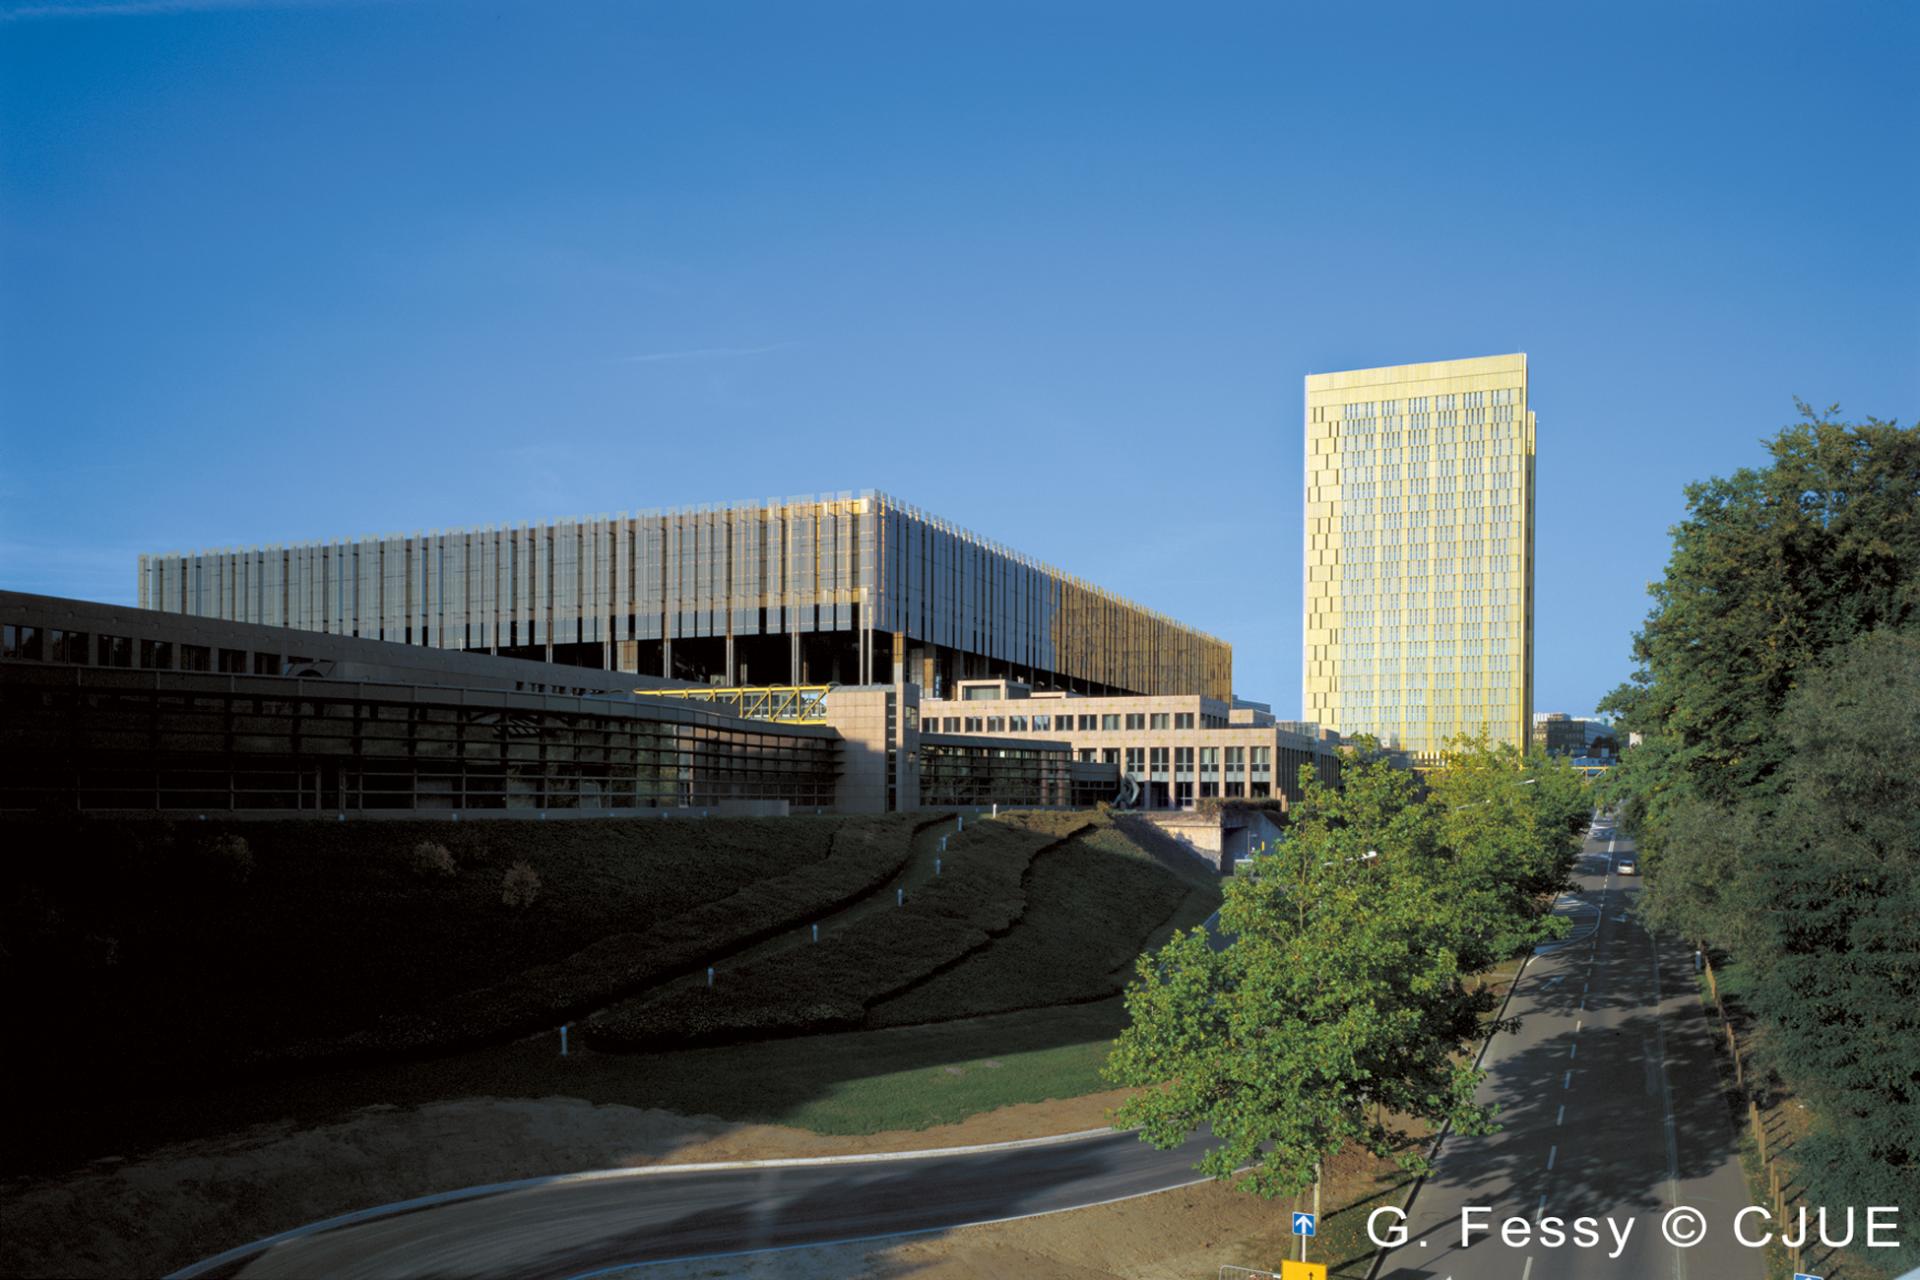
[1303,354,1535,765]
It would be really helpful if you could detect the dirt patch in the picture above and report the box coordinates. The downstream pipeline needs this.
[0,1089,1135,1279]
[643,1142,1402,1279]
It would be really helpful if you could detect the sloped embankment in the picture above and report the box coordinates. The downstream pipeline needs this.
[586,814,1091,1049]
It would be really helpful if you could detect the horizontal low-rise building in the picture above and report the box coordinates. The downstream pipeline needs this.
[137,491,1231,700]
[1,591,1080,818]
[919,679,1343,810]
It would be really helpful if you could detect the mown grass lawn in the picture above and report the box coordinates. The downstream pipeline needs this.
[626,999,1130,1133]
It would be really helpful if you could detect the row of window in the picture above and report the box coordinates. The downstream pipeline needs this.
[935,710,1204,734]
[4,624,306,675]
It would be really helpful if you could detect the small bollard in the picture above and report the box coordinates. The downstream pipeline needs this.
[560,1024,569,1057]
[940,835,948,852]
[706,966,715,987]
[897,887,904,907]
[1694,949,1704,974]
[936,858,942,876]
[812,923,820,943]
[956,815,963,831]
[992,804,999,817]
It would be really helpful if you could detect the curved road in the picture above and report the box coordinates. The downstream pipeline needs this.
[179,1128,1217,1279]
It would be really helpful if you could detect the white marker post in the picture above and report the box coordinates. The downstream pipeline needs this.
[559,1024,569,1057]
[812,923,819,943]
[936,858,942,876]
[897,887,904,906]
[706,966,714,987]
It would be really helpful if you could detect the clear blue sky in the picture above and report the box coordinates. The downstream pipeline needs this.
[2,0,1915,718]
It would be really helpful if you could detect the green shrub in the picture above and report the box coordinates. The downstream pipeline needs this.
[501,860,542,908]
[408,840,458,878]
[201,833,254,885]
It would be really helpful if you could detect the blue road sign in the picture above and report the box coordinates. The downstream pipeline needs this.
[1292,1212,1317,1237]
[1792,1274,1823,1280]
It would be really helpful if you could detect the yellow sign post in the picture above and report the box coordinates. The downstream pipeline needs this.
[1280,1262,1328,1280]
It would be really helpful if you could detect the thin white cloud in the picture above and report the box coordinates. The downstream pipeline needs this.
[4,0,389,19]
[615,343,800,365]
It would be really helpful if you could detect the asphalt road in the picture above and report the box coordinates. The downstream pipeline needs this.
[188,820,1762,1280]
[1374,819,1760,1280]
[194,1127,1219,1279]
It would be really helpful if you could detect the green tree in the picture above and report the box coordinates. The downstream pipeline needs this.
[1603,405,1920,837]
[1730,628,1920,1248]
[1422,735,1587,964]
[1106,739,1502,1198]
[1600,405,1918,1260]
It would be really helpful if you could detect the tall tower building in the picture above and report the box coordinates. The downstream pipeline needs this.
[1303,354,1535,765]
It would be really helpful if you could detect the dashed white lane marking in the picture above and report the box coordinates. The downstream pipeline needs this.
[1569,1043,1577,1060]
[1546,1145,1558,1171]
[1563,1070,1572,1089]
[1576,1020,1583,1033]
[1556,1104,1565,1126]
[1522,1256,1535,1280]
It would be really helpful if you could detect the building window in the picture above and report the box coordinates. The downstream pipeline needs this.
[254,652,280,675]
[1125,747,1145,777]
[1032,714,1051,731]
[49,629,89,664]
[1149,747,1169,777]
[1078,748,1098,762]
[96,634,134,667]
[3,624,43,661]
[219,647,248,674]
[179,644,211,672]
[1175,712,1195,729]
[963,716,983,733]
[1008,716,1027,732]
[1102,747,1119,765]
[140,638,174,669]
[1125,713,1146,731]
[986,716,1006,733]
[1101,714,1120,731]
[1079,715,1098,731]
[1174,746,1194,777]
[1150,712,1170,730]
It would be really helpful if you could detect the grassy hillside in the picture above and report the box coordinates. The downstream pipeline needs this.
[585,815,1082,1047]
[0,813,921,1094]
[867,823,1208,1027]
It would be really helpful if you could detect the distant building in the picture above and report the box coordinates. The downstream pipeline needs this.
[920,679,1343,810]
[1303,354,1536,766]
[136,491,1230,700]
[1532,712,1619,760]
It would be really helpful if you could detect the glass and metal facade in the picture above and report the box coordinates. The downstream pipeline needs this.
[0,665,840,814]
[139,492,1230,700]
[1303,355,1535,766]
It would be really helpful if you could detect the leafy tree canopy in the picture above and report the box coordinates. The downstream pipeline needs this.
[1107,736,1581,1196]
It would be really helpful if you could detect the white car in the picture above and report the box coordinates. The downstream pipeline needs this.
[1616,855,1639,876]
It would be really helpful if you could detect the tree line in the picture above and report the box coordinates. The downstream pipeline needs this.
[1104,733,1590,1197]
[1597,403,1919,1253]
